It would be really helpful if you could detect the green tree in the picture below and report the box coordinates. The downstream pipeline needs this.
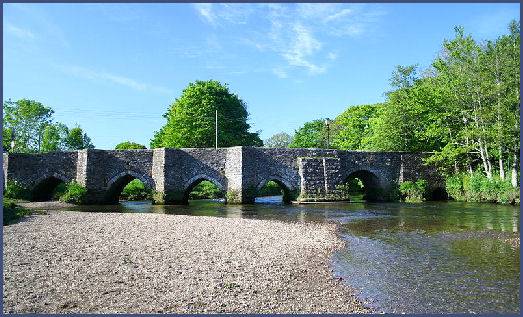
[3,99,54,153]
[264,132,293,148]
[65,126,94,150]
[289,119,329,148]
[41,123,69,153]
[115,141,146,150]
[150,80,262,148]
[331,104,381,150]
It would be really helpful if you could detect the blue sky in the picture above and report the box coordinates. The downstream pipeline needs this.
[3,3,520,149]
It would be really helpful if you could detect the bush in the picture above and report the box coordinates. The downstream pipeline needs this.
[59,181,87,204]
[446,172,519,204]
[4,180,31,200]
[115,141,146,150]
[189,181,223,200]
[445,174,464,201]
[3,198,31,225]
[120,179,151,200]
[52,182,67,200]
[399,179,428,202]
[257,181,283,197]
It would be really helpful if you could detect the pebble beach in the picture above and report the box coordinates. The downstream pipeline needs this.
[3,211,369,314]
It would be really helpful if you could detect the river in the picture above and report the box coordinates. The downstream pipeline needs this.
[32,197,520,314]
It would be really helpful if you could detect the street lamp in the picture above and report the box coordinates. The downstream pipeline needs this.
[324,118,331,149]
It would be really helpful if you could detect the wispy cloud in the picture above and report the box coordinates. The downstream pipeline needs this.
[59,65,173,95]
[193,3,386,78]
[5,22,35,40]
[194,3,215,25]
[281,23,325,74]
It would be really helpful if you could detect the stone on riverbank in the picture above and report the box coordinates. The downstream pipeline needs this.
[3,211,368,314]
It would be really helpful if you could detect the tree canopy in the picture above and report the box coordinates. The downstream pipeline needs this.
[3,99,94,153]
[150,80,262,148]
[287,20,519,187]
[289,119,329,148]
[115,141,147,150]
[264,132,293,148]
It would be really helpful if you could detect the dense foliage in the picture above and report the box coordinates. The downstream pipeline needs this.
[332,104,381,150]
[115,141,147,150]
[3,99,94,153]
[3,199,32,225]
[189,181,223,200]
[289,21,520,200]
[120,179,151,200]
[445,172,518,204]
[3,180,32,200]
[399,180,428,202]
[289,119,329,148]
[59,181,87,204]
[264,132,293,148]
[150,80,262,148]
[257,181,283,197]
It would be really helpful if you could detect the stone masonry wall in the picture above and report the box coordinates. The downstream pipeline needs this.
[3,147,443,204]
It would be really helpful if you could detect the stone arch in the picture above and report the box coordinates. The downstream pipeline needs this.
[429,186,448,201]
[182,174,226,203]
[256,175,296,204]
[343,169,384,202]
[104,170,155,204]
[31,172,70,202]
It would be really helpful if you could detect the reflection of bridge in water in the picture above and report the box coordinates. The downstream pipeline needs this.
[3,147,444,205]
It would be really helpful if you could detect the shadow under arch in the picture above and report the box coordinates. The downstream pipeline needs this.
[182,174,226,204]
[31,173,69,201]
[255,176,295,204]
[344,170,383,202]
[429,186,448,201]
[104,171,155,204]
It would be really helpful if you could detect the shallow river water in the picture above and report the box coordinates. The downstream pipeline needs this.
[36,198,520,314]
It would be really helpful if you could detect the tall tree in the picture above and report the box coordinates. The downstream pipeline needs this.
[41,123,69,153]
[3,99,54,153]
[150,80,262,148]
[331,104,381,150]
[289,119,329,148]
[65,126,94,150]
[264,132,293,148]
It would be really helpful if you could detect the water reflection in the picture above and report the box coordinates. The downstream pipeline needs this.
[33,197,519,313]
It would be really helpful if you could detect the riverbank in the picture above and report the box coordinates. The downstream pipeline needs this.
[3,211,369,314]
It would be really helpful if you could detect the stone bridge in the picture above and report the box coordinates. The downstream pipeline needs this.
[2,147,444,204]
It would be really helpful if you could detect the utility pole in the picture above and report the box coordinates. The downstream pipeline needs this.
[215,109,218,149]
[324,118,331,149]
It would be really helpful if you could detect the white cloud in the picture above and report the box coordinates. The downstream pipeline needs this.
[194,3,215,24]
[192,3,386,78]
[327,52,338,61]
[5,22,35,40]
[281,23,325,74]
[324,9,353,23]
[60,65,173,95]
[272,68,288,79]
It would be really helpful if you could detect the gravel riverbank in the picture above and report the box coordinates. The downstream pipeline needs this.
[3,211,369,314]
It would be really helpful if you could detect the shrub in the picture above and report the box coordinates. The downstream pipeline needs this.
[447,172,519,204]
[399,179,427,202]
[3,198,31,225]
[258,181,283,197]
[52,182,67,200]
[4,180,31,200]
[189,181,223,200]
[445,174,465,201]
[115,141,146,150]
[121,179,151,201]
[59,181,87,204]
